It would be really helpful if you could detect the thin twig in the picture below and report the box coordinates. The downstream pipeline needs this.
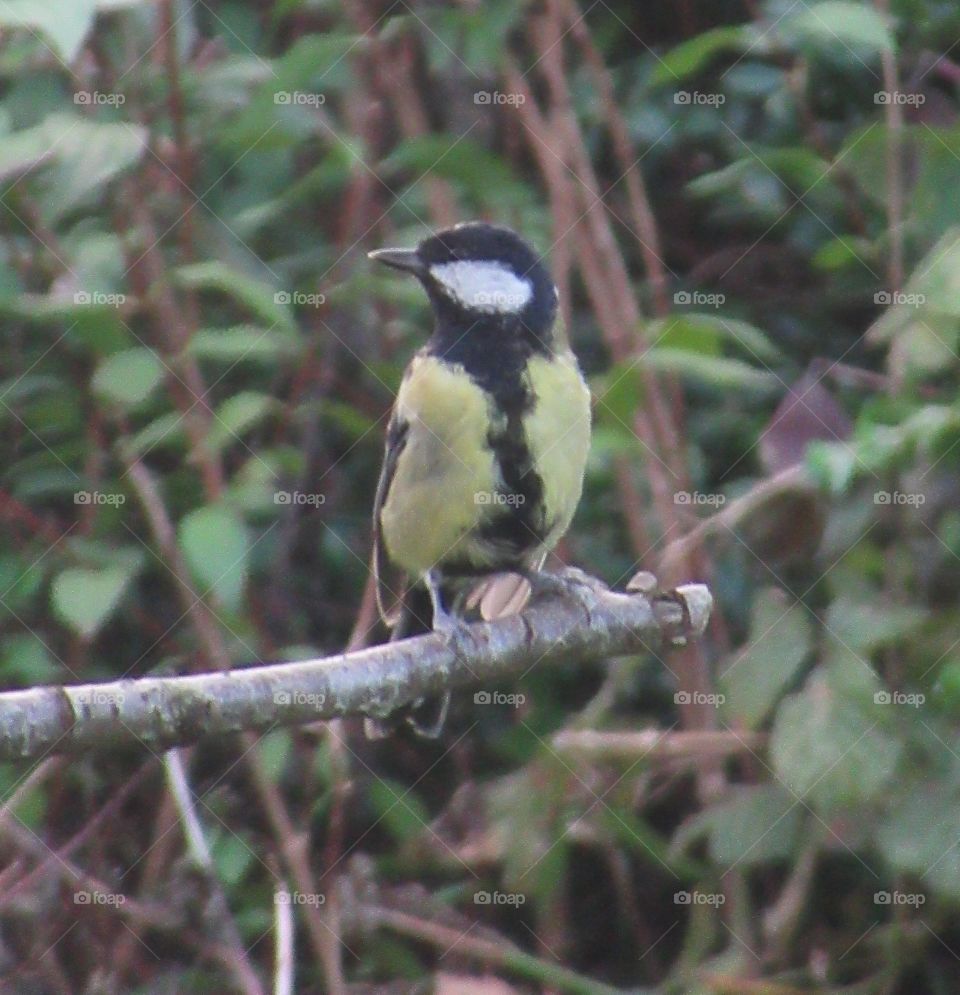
[165,750,265,995]
[361,903,630,995]
[552,728,766,762]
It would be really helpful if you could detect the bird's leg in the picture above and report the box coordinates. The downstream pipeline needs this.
[425,569,461,637]
[399,568,461,737]
[425,570,478,647]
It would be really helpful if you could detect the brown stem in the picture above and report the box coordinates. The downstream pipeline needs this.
[875,0,905,294]
[562,0,671,317]
[126,457,345,993]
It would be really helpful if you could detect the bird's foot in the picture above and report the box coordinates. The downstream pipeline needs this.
[526,566,608,605]
[364,691,451,740]
[431,604,470,640]
[405,692,450,738]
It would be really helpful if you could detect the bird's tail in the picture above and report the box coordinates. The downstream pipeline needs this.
[364,584,450,739]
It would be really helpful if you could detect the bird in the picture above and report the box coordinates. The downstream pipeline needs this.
[366,221,592,737]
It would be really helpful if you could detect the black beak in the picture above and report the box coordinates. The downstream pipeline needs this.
[367,247,427,277]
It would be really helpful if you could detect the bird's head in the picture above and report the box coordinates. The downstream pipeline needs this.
[369,222,558,348]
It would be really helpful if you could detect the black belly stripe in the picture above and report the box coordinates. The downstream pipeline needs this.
[479,396,546,560]
[430,317,548,567]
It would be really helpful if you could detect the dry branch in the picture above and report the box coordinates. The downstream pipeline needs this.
[0,583,712,762]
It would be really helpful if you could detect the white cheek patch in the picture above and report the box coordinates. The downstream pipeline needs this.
[430,260,533,314]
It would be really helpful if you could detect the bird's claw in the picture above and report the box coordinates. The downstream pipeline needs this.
[527,567,607,604]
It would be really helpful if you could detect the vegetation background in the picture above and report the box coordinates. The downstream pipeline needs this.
[1,0,959,992]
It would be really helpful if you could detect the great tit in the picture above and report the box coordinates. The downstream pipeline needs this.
[366,221,592,736]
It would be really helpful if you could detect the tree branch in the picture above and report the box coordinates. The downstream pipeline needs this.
[0,583,711,762]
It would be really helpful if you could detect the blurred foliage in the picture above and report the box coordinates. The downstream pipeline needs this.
[1,0,960,992]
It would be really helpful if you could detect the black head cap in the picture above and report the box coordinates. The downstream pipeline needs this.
[370,222,558,347]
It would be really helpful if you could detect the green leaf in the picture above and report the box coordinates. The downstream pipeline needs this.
[648,315,721,356]
[889,319,959,379]
[940,510,960,559]
[2,633,60,685]
[52,564,137,639]
[878,785,960,899]
[771,655,902,812]
[0,761,46,830]
[648,313,779,362]
[0,115,146,224]
[691,148,831,198]
[783,2,894,55]
[0,0,96,62]
[383,137,532,209]
[461,0,524,71]
[704,785,802,866]
[178,505,250,613]
[173,261,298,336]
[209,391,276,452]
[867,228,960,381]
[274,31,363,93]
[368,778,431,844]
[824,594,927,654]
[187,325,301,364]
[812,235,876,271]
[92,348,165,409]
[0,121,60,185]
[258,729,292,781]
[211,831,255,887]
[591,361,644,439]
[652,26,748,84]
[721,588,812,729]
[806,440,858,494]
[121,412,187,459]
[645,348,779,393]
[0,373,63,407]
[35,115,148,222]
[0,555,45,613]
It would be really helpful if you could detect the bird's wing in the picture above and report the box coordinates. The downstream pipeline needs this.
[372,411,409,626]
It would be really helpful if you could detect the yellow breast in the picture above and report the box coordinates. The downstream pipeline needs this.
[379,354,497,575]
[524,349,592,549]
